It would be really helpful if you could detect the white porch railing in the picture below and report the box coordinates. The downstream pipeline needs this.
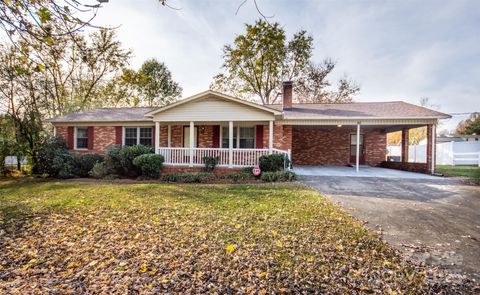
[158,147,291,168]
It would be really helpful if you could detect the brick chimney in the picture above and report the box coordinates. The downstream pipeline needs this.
[282,81,293,110]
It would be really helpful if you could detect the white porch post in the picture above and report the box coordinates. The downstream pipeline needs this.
[189,121,194,167]
[167,125,171,147]
[155,122,160,154]
[228,121,234,168]
[431,124,436,174]
[356,122,360,173]
[268,120,273,154]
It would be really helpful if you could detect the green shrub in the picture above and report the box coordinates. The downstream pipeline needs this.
[226,171,253,183]
[161,172,215,183]
[74,154,104,177]
[119,145,154,177]
[105,145,154,177]
[133,154,164,179]
[259,154,290,172]
[35,136,76,178]
[89,162,109,179]
[202,156,219,172]
[260,171,297,182]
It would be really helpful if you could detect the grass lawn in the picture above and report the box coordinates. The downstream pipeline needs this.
[436,165,480,179]
[0,179,426,293]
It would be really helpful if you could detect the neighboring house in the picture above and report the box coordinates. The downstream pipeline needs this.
[49,82,450,174]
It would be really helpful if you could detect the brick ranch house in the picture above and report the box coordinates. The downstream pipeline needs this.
[49,82,450,174]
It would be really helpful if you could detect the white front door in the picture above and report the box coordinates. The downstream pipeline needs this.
[183,126,198,147]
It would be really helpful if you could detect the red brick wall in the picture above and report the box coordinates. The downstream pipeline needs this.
[55,126,68,143]
[364,129,387,166]
[55,125,117,154]
[379,161,429,174]
[292,126,386,166]
[262,124,292,151]
[92,126,116,154]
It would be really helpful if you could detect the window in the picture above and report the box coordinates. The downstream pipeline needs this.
[139,127,153,146]
[222,127,237,148]
[124,127,138,146]
[124,127,153,146]
[76,127,88,149]
[222,126,255,149]
[239,127,255,148]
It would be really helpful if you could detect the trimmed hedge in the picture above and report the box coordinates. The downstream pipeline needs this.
[89,162,109,179]
[259,154,290,172]
[105,144,154,177]
[74,154,104,177]
[133,154,164,179]
[161,172,215,183]
[260,171,297,182]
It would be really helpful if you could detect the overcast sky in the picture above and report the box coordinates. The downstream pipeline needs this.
[93,0,479,131]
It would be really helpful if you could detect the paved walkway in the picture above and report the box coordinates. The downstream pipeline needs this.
[301,175,480,282]
[294,165,439,179]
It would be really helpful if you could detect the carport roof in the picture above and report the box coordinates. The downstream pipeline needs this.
[269,101,451,120]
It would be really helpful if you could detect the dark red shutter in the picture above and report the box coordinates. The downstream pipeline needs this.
[115,126,122,145]
[212,125,220,148]
[87,127,94,150]
[152,125,156,146]
[67,126,74,149]
[256,125,264,148]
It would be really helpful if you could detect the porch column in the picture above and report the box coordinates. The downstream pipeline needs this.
[401,128,409,162]
[228,121,233,168]
[189,121,194,167]
[167,125,171,147]
[426,124,436,174]
[268,120,274,154]
[356,122,360,173]
[155,122,160,154]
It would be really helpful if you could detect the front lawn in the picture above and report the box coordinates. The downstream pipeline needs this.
[437,165,480,179]
[0,180,426,293]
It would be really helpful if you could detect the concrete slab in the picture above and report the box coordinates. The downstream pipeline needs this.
[302,176,480,283]
[293,165,440,179]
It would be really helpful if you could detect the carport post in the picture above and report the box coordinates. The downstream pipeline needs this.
[356,122,360,173]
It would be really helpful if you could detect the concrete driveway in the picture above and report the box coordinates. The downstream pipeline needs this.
[300,173,480,282]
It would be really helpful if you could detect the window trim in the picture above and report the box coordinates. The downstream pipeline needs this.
[220,125,256,149]
[74,127,89,150]
[123,126,153,146]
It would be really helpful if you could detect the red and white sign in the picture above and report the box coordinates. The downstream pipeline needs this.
[252,167,261,176]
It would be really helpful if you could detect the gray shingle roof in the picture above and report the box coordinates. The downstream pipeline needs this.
[48,101,450,123]
[48,107,157,123]
[269,101,451,119]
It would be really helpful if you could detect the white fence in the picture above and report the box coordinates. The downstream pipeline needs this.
[158,147,290,168]
[387,141,480,166]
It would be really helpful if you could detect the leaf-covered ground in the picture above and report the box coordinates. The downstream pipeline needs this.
[0,180,428,294]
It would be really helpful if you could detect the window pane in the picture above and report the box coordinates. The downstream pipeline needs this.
[139,138,152,146]
[125,138,137,146]
[140,127,152,139]
[240,139,254,148]
[239,127,255,149]
[76,128,88,149]
[77,128,88,138]
[139,127,152,146]
[77,138,88,149]
[125,128,137,139]
[222,126,237,148]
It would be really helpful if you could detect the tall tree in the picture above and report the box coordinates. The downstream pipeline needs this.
[456,113,480,135]
[138,58,182,106]
[211,19,359,104]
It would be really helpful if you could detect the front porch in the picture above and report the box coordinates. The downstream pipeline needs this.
[153,121,291,168]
